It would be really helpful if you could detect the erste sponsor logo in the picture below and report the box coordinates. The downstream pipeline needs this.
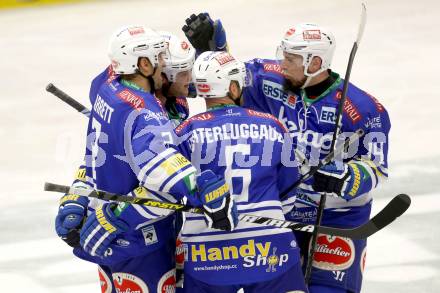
[262,80,297,109]
[319,106,336,124]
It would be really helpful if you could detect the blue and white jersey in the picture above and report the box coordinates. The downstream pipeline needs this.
[86,75,197,204]
[73,74,198,266]
[243,58,390,216]
[175,105,301,285]
[90,66,189,127]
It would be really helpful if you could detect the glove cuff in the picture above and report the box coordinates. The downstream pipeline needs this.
[59,194,89,207]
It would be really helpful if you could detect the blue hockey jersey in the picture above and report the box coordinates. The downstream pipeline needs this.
[175,105,303,285]
[73,73,197,266]
[90,66,190,127]
[243,58,390,222]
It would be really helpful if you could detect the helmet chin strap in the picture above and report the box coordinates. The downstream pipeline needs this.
[301,62,323,89]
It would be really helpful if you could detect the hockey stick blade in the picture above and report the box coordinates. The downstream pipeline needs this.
[44,182,410,239]
[46,83,91,117]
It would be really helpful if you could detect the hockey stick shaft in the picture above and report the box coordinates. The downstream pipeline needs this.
[44,182,410,239]
[305,3,368,284]
[46,83,91,117]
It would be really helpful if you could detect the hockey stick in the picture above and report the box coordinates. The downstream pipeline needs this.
[46,83,91,117]
[305,3,368,283]
[44,182,410,240]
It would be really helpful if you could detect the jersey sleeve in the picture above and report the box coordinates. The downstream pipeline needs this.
[344,94,390,200]
[273,123,301,213]
[130,108,199,205]
[242,60,271,113]
[89,66,115,106]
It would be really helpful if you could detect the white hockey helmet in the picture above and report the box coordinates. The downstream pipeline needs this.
[192,51,246,98]
[159,31,195,82]
[108,25,167,75]
[277,23,336,77]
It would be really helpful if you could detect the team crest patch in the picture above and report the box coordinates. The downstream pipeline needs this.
[310,234,355,271]
[98,266,112,293]
[157,269,176,293]
[197,83,211,93]
[113,272,149,293]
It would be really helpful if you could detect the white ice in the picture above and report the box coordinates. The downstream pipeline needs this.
[0,0,439,292]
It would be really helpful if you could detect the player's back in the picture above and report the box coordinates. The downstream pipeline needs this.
[177,105,295,215]
[176,105,301,285]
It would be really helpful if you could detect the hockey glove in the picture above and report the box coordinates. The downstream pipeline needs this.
[55,193,89,247]
[182,13,227,55]
[197,170,238,231]
[312,162,364,200]
[80,203,128,258]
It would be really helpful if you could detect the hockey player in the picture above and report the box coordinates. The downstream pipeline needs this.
[88,31,195,127]
[55,25,237,293]
[174,50,308,293]
[182,15,390,293]
[158,31,195,127]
